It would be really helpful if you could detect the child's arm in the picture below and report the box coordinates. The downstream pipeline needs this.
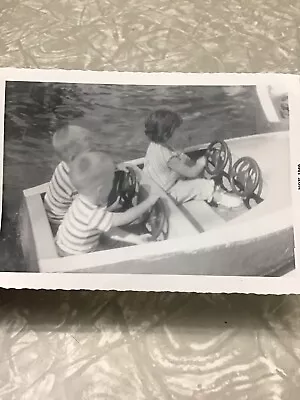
[107,199,122,212]
[110,194,159,227]
[168,155,206,178]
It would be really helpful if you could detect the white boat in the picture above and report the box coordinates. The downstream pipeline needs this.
[18,86,294,276]
[256,84,289,127]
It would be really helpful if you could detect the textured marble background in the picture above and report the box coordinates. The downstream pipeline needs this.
[1,0,300,399]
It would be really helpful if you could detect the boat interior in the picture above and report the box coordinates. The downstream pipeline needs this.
[19,130,291,267]
[122,130,290,242]
[60,133,268,245]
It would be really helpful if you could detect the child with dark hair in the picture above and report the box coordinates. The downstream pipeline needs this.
[144,108,183,144]
[143,109,242,208]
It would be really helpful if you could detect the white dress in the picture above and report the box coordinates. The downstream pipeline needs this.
[143,142,215,204]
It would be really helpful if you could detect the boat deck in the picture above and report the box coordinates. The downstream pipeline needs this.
[122,130,292,239]
[182,130,290,227]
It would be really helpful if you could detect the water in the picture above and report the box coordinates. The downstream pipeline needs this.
[1,83,272,272]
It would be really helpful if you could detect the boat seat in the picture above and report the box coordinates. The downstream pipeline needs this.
[179,200,226,232]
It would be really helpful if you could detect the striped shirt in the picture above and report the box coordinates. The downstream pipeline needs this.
[56,195,113,255]
[143,142,180,191]
[44,161,77,223]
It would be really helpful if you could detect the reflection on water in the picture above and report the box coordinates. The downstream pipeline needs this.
[1,83,274,271]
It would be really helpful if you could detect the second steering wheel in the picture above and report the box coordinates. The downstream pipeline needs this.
[205,140,231,177]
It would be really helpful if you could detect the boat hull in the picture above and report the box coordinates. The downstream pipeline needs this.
[18,180,294,276]
[60,226,294,277]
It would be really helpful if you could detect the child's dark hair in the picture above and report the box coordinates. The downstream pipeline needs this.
[145,109,182,143]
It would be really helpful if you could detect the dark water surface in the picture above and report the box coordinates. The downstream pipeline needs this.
[1,83,272,272]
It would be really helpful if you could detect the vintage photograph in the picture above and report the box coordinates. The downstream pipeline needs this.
[0,71,295,282]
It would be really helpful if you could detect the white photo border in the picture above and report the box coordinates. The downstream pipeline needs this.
[1,68,300,294]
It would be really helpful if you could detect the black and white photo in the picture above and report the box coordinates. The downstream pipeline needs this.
[0,69,299,293]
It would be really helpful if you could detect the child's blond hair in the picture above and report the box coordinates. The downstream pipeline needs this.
[52,124,95,163]
[69,151,115,197]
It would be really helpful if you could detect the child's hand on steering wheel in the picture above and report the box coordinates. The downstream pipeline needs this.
[179,153,190,162]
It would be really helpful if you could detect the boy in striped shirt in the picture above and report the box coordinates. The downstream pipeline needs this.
[44,124,95,225]
[55,151,159,256]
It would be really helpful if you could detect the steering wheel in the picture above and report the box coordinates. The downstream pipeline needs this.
[120,167,168,241]
[108,166,140,210]
[205,140,231,177]
[229,157,262,198]
[119,166,140,209]
[142,198,169,241]
[108,166,169,241]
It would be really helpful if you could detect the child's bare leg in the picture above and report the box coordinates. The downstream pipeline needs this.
[168,178,242,208]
